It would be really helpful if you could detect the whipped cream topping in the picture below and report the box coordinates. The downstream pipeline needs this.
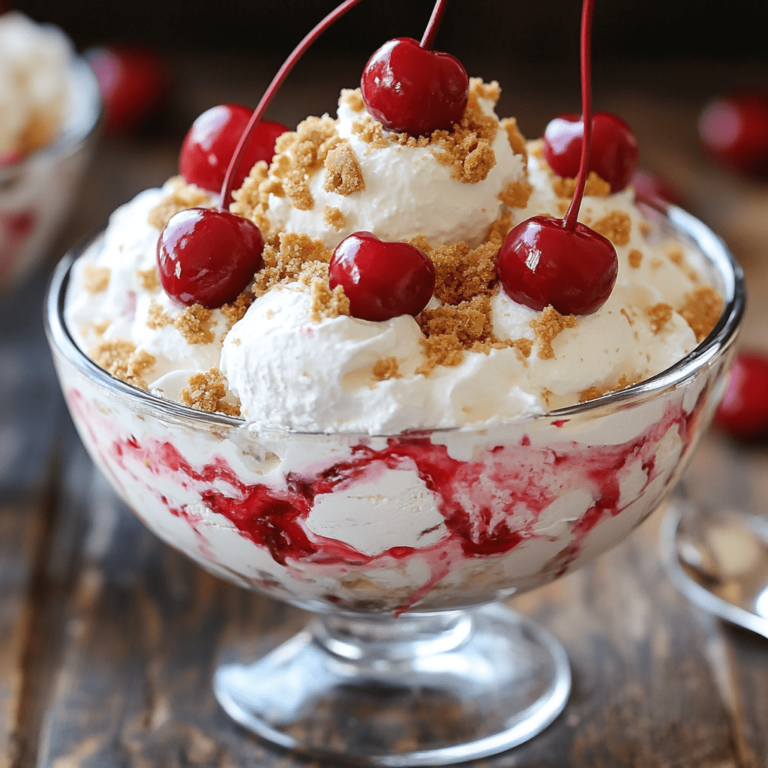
[0,12,73,155]
[264,87,526,250]
[65,82,719,434]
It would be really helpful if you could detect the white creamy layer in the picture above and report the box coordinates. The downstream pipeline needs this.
[66,88,708,434]
[0,12,73,154]
[266,90,527,249]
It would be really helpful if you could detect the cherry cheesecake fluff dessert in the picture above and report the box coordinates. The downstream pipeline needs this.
[0,11,99,290]
[50,2,740,616]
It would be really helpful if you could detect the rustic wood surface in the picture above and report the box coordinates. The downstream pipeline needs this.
[1,55,768,767]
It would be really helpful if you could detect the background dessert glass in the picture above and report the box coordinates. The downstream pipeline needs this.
[45,201,744,765]
[0,55,100,294]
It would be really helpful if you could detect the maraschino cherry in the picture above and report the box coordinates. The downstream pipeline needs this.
[497,0,618,317]
[713,351,768,441]
[699,90,768,177]
[329,232,435,322]
[180,104,288,193]
[158,208,264,308]
[543,111,639,193]
[156,0,364,309]
[361,0,468,136]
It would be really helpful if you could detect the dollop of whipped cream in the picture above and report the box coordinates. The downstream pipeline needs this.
[0,12,73,155]
[66,80,721,433]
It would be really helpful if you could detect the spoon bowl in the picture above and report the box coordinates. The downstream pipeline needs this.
[661,496,768,639]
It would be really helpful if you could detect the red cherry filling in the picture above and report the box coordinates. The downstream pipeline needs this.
[361,37,468,136]
[85,44,168,135]
[713,351,768,441]
[543,112,639,193]
[497,217,617,316]
[329,232,435,322]
[180,104,288,193]
[157,208,264,308]
[699,91,768,177]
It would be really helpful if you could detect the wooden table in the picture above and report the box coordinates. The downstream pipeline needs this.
[1,54,768,767]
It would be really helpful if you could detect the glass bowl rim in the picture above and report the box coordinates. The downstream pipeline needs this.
[45,201,746,437]
[0,55,101,180]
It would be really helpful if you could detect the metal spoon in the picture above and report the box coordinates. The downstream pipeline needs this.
[660,495,768,639]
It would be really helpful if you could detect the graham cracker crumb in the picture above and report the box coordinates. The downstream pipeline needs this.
[253,231,333,296]
[650,258,663,270]
[498,180,533,209]
[667,246,699,282]
[146,300,172,329]
[628,249,643,268]
[90,339,155,390]
[529,141,544,160]
[592,210,632,247]
[148,176,211,230]
[309,278,350,323]
[220,291,254,328]
[90,319,111,337]
[419,295,493,348]
[430,86,498,184]
[424,238,501,305]
[82,265,110,293]
[179,367,240,417]
[324,206,346,230]
[136,267,160,292]
[323,140,365,196]
[234,115,340,221]
[351,116,390,150]
[230,161,274,239]
[341,88,365,112]
[416,335,465,377]
[469,78,501,104]
[372,357,400,381]
[530,306,577,360]
[500,117,527,161]
[639,221,652,236]
[174,305,215,344]
[620,308,634,326]
[667,247,684,266]
[579,374,635,403]
[678,286,723,342]
[647,303,673,334]
[509,337,533,359]
[552,172,611,199]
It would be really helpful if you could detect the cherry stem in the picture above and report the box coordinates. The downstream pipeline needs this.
[563,0,595,232]
[420,0,450,50]
[220,0,364,209]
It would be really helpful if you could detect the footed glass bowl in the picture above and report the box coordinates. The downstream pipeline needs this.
[45,203,744,765]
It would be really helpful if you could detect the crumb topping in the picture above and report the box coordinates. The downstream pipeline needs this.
[373,357,400,381]
[136,267,160,292]
[666,246,699,282]
[414,235,501,306]
[323,140,366,196]
[499,117,527,161]
[351,116,393,150]
[341,88,365,112]
[647,303,673,334]
[578,374,634,403]
[309,277,350,323]
[90,339,155,390]
[253,231,333,296]
[530,306,577,360]
[148,176,211,231]
[220,291,254,328]
[324,206,346,230]
[628,249,643,268]
[498,180,534,209]
[552,171,611,199]
[147,301,217,345]
[82,265,110,293]
[678,286,723,342]
[620,307,634,325]
[592,210,632,247]
[470,79,501,104]
[179,367,240,416]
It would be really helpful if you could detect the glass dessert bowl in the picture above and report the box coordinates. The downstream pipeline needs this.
[0,17,101,294]
[46,200,743,765]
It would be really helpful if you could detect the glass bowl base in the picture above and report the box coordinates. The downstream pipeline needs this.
[213,604,570,766]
